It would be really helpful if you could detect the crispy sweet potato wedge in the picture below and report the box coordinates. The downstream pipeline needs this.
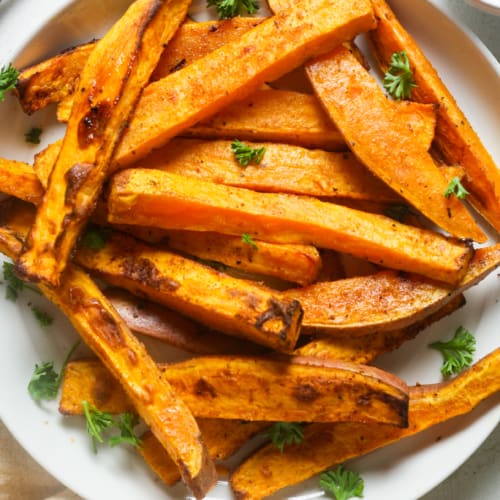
[305,44,486,242]
[139,419,268,487]
[105,0,376,168]
[137,138,401,202]
[15,18,265,115]
[108,169,473,284]
[57,87,348,151]
[369,0,500,233]
[164,229,321,286]
[285,244,500,335]
[105,287,265,355]
[295,293,466,363]
[184,88,346,151]
[74,230,303,352]
[0,227,217,499]
[15,41,95,115]
[230,348,500,498]
[60,356,409,426]
[16,0,192,287]
[0,154,321,285]
[0,158,44,205]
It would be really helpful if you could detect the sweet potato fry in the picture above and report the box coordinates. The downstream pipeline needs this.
[57,87,348,151]
[60,356,409,426]
[163,229,321,286]
[230,348,500,498]
[15,41,95,115]
[136,138,401,202]
[105,0,376,168]
[105,287,265,355]
[16,0,192,287]
[295,293,466,363]
[305,44,486,242]
[184,88,346,151]
[15,18,265,115]
[0,157,320,285]
[0,227,217,499]
[139,419,268,487]
[285,244,500,335]
[108,169,473,284]
[0,158,44,205]
[74,230,303,352]
[369,0,500,233]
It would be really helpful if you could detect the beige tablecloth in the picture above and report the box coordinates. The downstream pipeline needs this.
[0,421,80,500]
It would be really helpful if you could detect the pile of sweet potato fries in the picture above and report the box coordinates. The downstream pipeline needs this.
[0,0,499,498]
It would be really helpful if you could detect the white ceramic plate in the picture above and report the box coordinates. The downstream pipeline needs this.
[0,1,499,499]
[465,0,500,15]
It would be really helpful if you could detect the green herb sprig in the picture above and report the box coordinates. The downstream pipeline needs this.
[81,224,111,250]
[207,0,259,19]
[444,176,469,200]
[2,261,41,301]
[383,51,417,100]
[231,139,266,167]
[319,464,364,500]
[429,326,476,377]
[25,127,43,144]
[0,63,19,101]
[264,422,304,452]
[242,232,258,251]
[28,341,80,401]
[82,401,142,453]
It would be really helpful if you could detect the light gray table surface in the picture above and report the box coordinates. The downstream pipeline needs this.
[420,1,500,500]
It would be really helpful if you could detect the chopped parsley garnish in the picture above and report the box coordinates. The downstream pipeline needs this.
[82,401,142,453]
[444,176,469,200]
[383,203,414,222]
[231,139,266,167]
[109,412,142,448]
[383,51,417,100]
[264,422,304,452]
[25,127,43,144]
[319,464,365,500]
[83,401,115,453]
[242,232,258,251]
[207,0,260,19]
[27,341,80,401]
[81,224,111,250]
[429,326,476,377]
[31,305,54,327]
[0,63,19,101]
[2,261,41,301]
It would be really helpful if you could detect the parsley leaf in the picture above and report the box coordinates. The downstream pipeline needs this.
[242,232,258,251]
[0,63,19,101]
[264,422,304,452]
[207,0,259,19]
[83,402,142,452]
[81,224,111,250]
[28,341,80,401]
[319,465,364,500]
[231,139,266,167]
[444,176,469,200]
[25,127,43,144]
[2,261,41,301]
[429,326,476,377]
[383,203,414,223]
[31,305,54,327]
[27,362,59,400]
[109,413,142,448]
[83,401,115,453]
[383,51,417,100]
